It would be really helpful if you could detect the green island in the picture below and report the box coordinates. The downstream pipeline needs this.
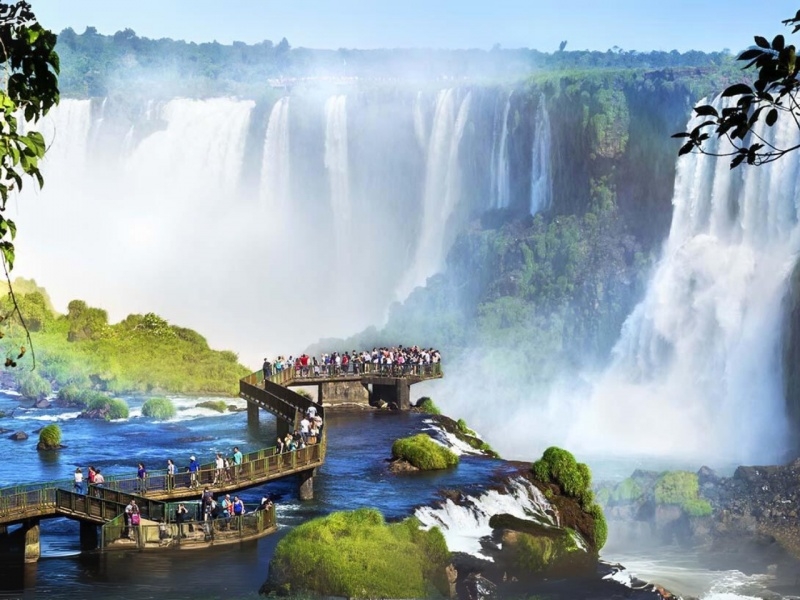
[265,508,452,599]
[391,433,460,470]
[2,278,248,397]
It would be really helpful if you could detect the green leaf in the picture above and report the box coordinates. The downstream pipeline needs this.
[738,48,763,61]
[773,35,785,51]
[0,241,15,270]
[754,36,770,49]
[694,105,719,118]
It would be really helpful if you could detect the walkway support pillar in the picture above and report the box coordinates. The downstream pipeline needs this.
[247,403,259,427]
[298,469,315,500]
[23,519,40,563]
[80,522,99,551]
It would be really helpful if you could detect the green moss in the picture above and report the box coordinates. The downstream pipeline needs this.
[587,503,608,550]
[392,434,459,470]
[38,424,61,448]
[141,396,177,420]
[18,371,52,400]
[655,471,699,505]
[682,498,713,517]
[196,400,227,413]
[269,509,451,598]
[612,477,643,503]
[85,395,129,420]
[456,418,474,435]
[532,447,591,503]
[416,397,441,415]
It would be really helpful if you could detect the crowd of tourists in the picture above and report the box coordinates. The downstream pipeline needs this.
[262,345,442,379]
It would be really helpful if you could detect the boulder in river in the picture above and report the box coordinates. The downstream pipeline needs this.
[9,430,28,441]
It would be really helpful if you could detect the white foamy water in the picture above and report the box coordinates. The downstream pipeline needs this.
[567,96,800,464]
[421,418,485,456]
[415,476,557,559]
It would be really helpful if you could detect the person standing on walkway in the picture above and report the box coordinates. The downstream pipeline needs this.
[175,502,188,538]
[73,468,84,494]
[137,463,147,494]
[188,455,199,488]
[232,446,243,479]
[214,453,224,485]
[93,468,105,497]
[167,458,176,490]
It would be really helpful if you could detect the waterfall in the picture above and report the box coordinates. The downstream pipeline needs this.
[568,96,800,464]
[490,91,512,209]
[324,95,350,267]
[530,95,552,215]
[35,98,93,179]
[413,91,428,151]
[260,97,291,211]
[396,89,471,299]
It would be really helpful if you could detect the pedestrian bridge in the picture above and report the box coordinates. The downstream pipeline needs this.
[0,367,325,561]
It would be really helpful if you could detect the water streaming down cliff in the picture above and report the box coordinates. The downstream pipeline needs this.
[490,91,512,210]
[260,97,291,214]
[530,95,553,215]
[396,90,473,300]
[15,87,552,362]
[567,96,800,464]
[324,95,351,271]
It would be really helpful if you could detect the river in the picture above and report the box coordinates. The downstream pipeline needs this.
[0,392,794,599]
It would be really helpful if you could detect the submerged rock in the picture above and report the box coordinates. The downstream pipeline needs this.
[9,430,28,441]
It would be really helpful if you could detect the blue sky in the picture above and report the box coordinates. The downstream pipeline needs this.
[29,0,800,52]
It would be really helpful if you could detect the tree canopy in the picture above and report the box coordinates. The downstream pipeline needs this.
[675,9,800,167]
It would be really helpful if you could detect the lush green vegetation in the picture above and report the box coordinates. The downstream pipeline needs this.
[268,508,451,598]
[392,434,459,471]
[18,370,52,400]
[1,280,248,396]
[85,396,129,420]
[532,446,607,549]
[654,471,712,517]
[141,396,176,420]
[37,424,61,449]
[196,400,227,413]
[415,397,441,415]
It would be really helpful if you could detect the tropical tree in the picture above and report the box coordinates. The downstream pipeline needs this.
[0,1,59,366]
[674,9,800,168]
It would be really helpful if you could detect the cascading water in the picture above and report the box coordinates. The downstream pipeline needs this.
[490,91,512,210]
[568,96,799,464]
[529,95,552,216]
[396,90,472,300]
[260,97,291,214]
[324,95,350,268]
[413,90,428,152]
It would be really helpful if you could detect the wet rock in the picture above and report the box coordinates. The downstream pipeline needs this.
[33,399,51,409]
[697,465,718,485]
[387,458,419,473]
[8,430,27,441]
[462,573,497,600]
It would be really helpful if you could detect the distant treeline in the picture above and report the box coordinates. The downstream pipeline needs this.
[55,26,734,98]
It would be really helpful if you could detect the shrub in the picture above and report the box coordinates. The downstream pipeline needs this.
[416,397,441,414]
[269,509,450,598]
[682,498,713,517]
[18,371,52,400]
[456,418,473,434]
[196,400,227,413]
[392,434,459,470]
[612,477,643,504]
[57,384,82,406]
[141,396,176,420]
[532,446,591,503]
[38,424,61,449]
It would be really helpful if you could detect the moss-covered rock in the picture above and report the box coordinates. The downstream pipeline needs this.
[392,434,459,470]
[531,446,607,550]
[265,508,451,598]
[141,396,176,420]
[196,399,227,413]
[655,471,711,516]
[37,423,61,450]
[415,397,441,414]
[79,396,129,420]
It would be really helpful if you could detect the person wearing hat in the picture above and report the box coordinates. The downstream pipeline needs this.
[188,455,199,489]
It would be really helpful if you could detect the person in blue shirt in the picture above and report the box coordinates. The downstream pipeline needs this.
[188,455,200,489]
[232,446,243,479]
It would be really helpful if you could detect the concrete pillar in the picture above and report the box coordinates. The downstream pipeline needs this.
[298,469,314,500]
[247,403,259,427]
[80,522,98,551]
[23,519,39,563]
[396,380,411,410]
[317,383,323,406]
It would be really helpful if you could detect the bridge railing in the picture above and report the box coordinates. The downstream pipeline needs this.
[101,505,277,550]
[272,362,443,380]
[0,486,57,518]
